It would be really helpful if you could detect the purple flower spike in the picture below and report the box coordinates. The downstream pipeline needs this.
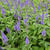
[1,7,6,16]
[20,3,23,8]
[15,0,17,9]
[0,46,3,50]
[46,13,48,17]
[41,13,44,20]
[17,21,20,31]
[17,25,20,31]
[43,10,45,13]
[24,18,28,24]
[27,15,29,17]
[19,11,21,15]
[14,10,17,19]
[18,16,21,20]
[26,0,28,5]
[23,2,25,6]
[36,16,38,20]
[18,21,20,25]
[6,27,10,33]
[32,2,35,8]
[14,13,17,19]
[38,5,40,10]
[45,4,48,9]
[46,13,48,15]
[6,0,8,3]
[18,0,22,8]
[25,36,29,45]
[1,30,8,44]
[14,24,17,31]
[42,29,46,36]
[41,20,44,25]
[34,8,36,13]
[18,0,21,5]
[31,12,32,18]
[39,14,41,17]
[15,4,17,10]
[8,3,12,11]
[12,0,14,6]
[29,0,31,5]
[41,13,45,25]
[15,0,17,3]
[5,0,7,5]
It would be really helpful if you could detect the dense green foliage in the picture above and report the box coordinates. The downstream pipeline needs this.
[0,0,50,50]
